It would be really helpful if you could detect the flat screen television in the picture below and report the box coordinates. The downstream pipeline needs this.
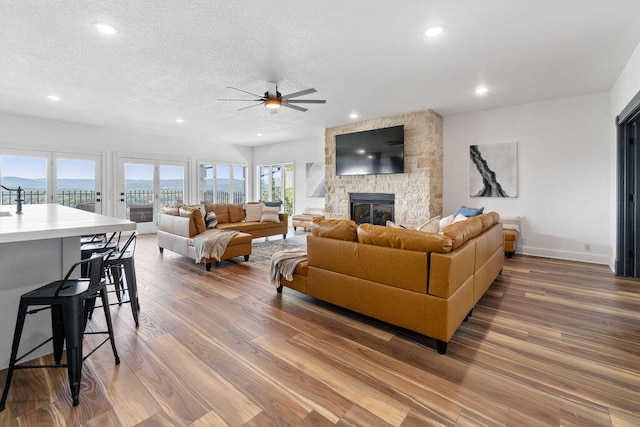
[335,125,404,176]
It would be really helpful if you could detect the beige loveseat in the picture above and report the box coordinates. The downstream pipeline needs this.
[278,213,504,354]
[158,203,288,270]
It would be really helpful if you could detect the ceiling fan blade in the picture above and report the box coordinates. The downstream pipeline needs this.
[225,86,264,98]
[281,103,308,112]
[237,103,264,111]
[282,87,317,99]
[217,98,263,102]
[286,99,326,104]
[267,81,278,99]
[282,88,317,99]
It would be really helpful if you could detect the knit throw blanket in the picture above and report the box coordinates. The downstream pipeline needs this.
[193,229,240,263]
[268,249,307,286]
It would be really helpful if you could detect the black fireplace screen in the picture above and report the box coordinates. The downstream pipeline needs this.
[350,193,394,225]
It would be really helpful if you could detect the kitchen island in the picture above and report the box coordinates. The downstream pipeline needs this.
[0,204,136,369]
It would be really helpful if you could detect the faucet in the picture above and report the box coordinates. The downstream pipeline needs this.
[1,185,24,214]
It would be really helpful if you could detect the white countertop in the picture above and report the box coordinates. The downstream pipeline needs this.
[0,204,136,243]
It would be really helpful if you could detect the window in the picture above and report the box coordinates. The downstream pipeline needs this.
[258,163,294,216]
[199,163,247,204]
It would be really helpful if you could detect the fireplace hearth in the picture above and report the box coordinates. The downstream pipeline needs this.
[350,193,394,225]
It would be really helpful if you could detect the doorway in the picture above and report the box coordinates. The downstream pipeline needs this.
[616,90,640,277]
[118,157,186,233]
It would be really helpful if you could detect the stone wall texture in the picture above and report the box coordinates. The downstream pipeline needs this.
[325,110,443,226]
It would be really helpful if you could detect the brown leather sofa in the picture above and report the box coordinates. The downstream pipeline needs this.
[278,212,504,354]
[158,203,288,270]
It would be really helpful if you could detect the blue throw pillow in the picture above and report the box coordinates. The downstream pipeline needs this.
[454,205,484,217]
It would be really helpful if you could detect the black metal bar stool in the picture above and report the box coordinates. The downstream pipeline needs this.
[0,252,120,410]
[80,232,120,277]
[101,232,140,327]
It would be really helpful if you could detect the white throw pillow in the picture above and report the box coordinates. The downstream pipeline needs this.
[453,213,467,223]
[260,206,281,223]
[415,215,441,233]
[439,215,454,229]
[244,203,263,222]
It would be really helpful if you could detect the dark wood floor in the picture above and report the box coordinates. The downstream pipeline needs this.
[1,232,639,426]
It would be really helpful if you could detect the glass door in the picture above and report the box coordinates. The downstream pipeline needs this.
[118,157,186,233]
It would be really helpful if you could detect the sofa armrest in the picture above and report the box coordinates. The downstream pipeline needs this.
[158,213,192,238]
[279,213,288,224]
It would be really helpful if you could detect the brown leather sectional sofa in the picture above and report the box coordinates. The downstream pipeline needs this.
[158,203,288,270]
[278,212,504,354]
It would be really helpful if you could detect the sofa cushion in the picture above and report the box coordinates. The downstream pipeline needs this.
[161,206,180,216]
[244,203,263,222]
[179,206,206,235]
[228,203,246,223]
[261,206,281,223]
[205,204,230,224]
[440,216,483,250]
[311,219,358,242]
[357,223,452,253]
[478,212,500,231]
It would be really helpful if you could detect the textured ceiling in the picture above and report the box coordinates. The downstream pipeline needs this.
[1,0,640,146]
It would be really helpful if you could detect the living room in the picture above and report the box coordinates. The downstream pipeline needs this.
[1,1,640,425]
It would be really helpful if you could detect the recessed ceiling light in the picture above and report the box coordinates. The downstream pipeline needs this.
[475,86,489,96]
[175,118,184,124]
[93,23,118,35]
[350,113,359,119]
[256,133,263,137]
[47,94,60,101]
[425,26,444,38]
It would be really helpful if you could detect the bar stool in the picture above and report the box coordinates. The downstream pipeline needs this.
[80,232,120,277]
[0,252,120,410]
[102,232,140,327]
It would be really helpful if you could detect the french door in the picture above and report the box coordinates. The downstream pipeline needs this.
[118,157,186,233]
[0,149,102,212]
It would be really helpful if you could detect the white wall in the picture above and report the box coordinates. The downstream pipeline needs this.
[0,112,253,215]
[252,135,325,214]
[443,92,612,264]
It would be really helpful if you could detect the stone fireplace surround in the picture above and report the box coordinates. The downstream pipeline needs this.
[324,110,443,227]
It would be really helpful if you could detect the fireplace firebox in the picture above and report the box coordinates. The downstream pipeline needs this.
[350,193,394,225]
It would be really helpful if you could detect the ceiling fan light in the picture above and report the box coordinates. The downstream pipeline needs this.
[265,99,281,109]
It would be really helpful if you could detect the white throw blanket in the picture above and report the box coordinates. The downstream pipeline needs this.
[193,229,240,263]
[269,249,307,285]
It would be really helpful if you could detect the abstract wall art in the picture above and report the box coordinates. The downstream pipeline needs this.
[469,142,518,197]
[306,162,326,197]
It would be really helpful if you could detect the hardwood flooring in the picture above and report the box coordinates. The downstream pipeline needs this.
[1,233,639,426]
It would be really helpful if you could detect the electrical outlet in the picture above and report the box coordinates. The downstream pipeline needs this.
[584,244,592,252]
[521,238,527,245]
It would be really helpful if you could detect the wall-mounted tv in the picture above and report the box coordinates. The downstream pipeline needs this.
[335,125,404,176]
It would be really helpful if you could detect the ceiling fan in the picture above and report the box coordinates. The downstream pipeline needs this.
[218,82,326,113]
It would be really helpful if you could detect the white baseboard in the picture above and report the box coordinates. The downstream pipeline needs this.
[519,245,611,265]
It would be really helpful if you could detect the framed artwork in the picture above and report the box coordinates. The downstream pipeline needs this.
[469,142,517,197]
[306,162,326,197]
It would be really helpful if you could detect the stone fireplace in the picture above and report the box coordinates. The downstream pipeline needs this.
[324,110,443,227]
[350,193,394,225]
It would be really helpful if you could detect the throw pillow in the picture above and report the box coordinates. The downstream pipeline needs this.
[439,215,454,229]
[244,203,263,222]
[454,205,484,217]
[205,210,218,229]
[453,213,468,223]
[415,215,441,233]
[260,206,281,223]
[386,220,406,229]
